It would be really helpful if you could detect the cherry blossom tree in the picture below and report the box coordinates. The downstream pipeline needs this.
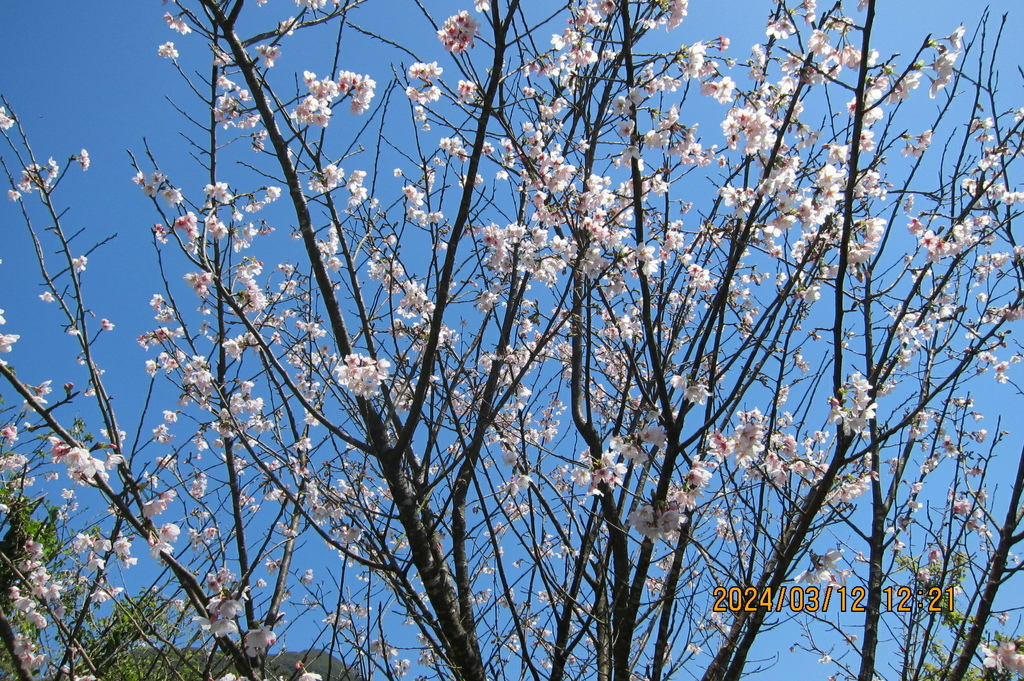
[2,1,1024,681]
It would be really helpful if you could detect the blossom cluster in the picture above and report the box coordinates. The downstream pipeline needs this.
[48,438,123,485]
[195,596,244,638]
[794,549,846,585]
[293,69,376,126]
[7,541,64,630]
[983,641,1024,673]
[4,2,1024,679]
[827,373,877,438]
[0,309,18,357]
[334,354,391,399]
[15,159,60,196]
[406,62,444,105]
[627,501,684,541]
[437,11,479,53]
[164,12,191,34]
[213,75,259,129]
[132,171,185,206]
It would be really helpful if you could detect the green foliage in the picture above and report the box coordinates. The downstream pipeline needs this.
[0,492,59,611]
[896,549,1007,681]
[83,593,178,681]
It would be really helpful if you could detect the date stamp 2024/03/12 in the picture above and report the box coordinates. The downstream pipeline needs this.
[711,585,957,613]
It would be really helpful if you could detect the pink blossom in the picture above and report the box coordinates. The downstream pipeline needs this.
[157,42,179,59]
[686,264,715,291]
[52,442,111,484]
[336,70,377,115]
[457,80,477,102]
[164,12,192,34]
[143,490,177,518]
[17,158,59,194]
[133,171,166,197]
[683,381,711,405]
[206,214,228,240]
[902,129,932,158]
[256,44,282,68]
[30,380,52,404]
[731,409,766,466]
[627,501,684,541]
[665,0,688,29]
[438,11,479,53]
[919,230,952,262]
[406,85,441,105]
[887,71,922,103]
[765,18,795,39]
[408,62,443,81]
[195,597,243,638]
[173,212,199,239]
[795,549,845,585]
[952,496,973,515]
[148,523,181,558]
[827,373,877,437]
[700,77,735,104]
[245,626,278,656]
[184,271,214,297]
[204,181,232,203]
[334,354,390,398]
[588,452,628,495]
[113,536,136,567]
[929,47,958,98]
[640,425,667,448]
[0,334,19,353]
[982,641,1024,673]
[721,106,777,155]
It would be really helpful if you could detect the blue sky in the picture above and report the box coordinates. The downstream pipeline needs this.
[2,0,1020,377]
[1,0,1020,466]
[2,0,1024,675]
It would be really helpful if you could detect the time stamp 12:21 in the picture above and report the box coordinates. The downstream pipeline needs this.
[711,585,957,613]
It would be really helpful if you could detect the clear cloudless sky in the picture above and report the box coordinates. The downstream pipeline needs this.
[1,0,1020,388]
[1,0,1019,445]
[1,0,1023,670]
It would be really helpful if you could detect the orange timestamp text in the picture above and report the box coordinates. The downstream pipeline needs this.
[711,585,956,613]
